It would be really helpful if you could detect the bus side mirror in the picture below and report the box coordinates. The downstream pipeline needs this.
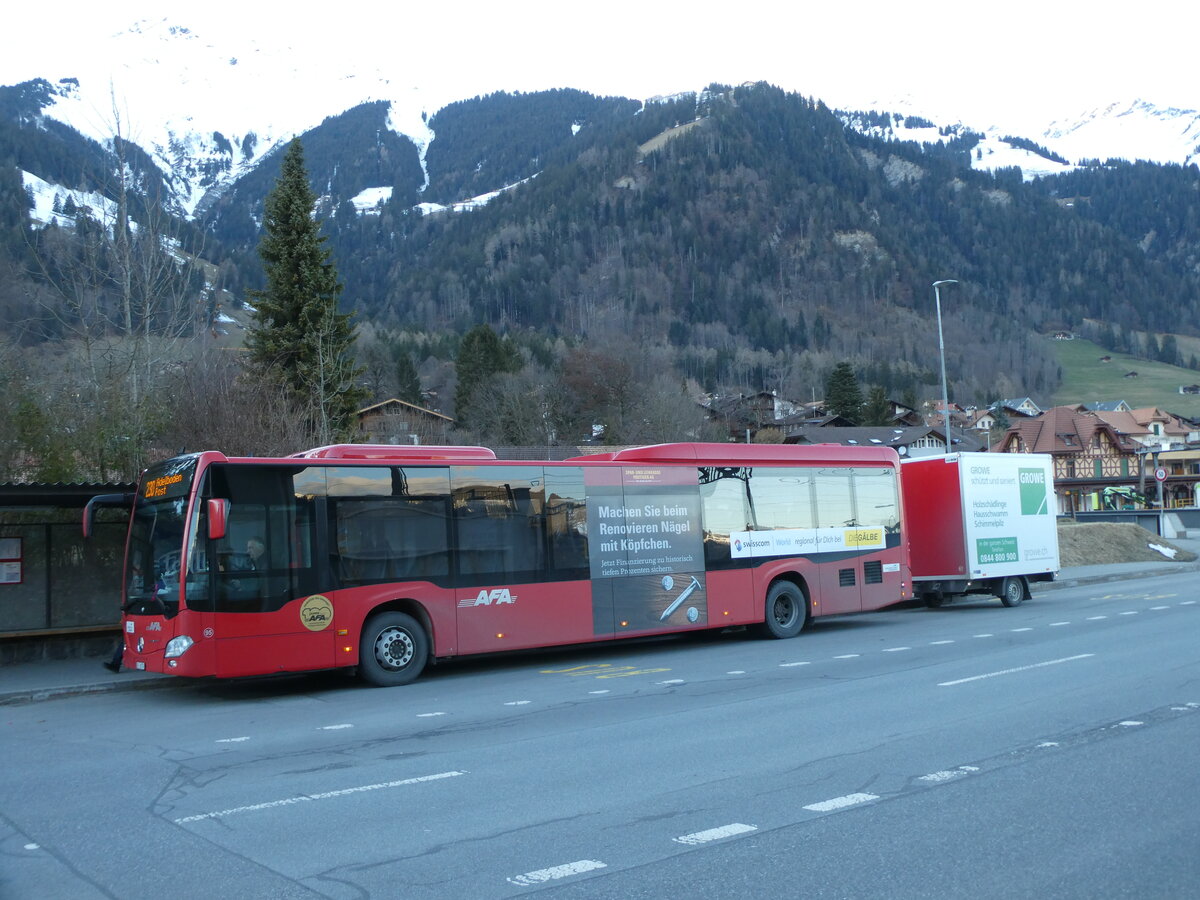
[207,499,230,541]
[82,493,134,538]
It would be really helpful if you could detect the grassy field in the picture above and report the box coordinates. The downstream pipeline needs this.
[1050,336,1200,418]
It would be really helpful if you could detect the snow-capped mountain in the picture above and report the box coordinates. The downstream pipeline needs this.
[9,16,1200,219]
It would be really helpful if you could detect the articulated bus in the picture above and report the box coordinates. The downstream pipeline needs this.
[85,442,909,686]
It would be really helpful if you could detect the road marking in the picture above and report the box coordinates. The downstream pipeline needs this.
[938,653,1094,687]
[174,771,465,824]
[1049,622,1070,627]
[503,701,531,706]
[833,654,860,659]
[588,690,610,694]
[804,793,878,812]
[1117,720,1144,727]
[24,843,39,850]
[727,670,746,675]
[1011,627,1033,632]
[216,736,250,743]
[1182,600,1197,606]
[779,661,810,667]
[657,679,685,685]
[416,712,446,718]
[1120,611,1138,616]
[674,823,757,845]
[973,633,994,638]
[919,766,979,783]
[507,860,606,886]
[1150,606,1169,610]
[596,668,670,679]
[1038,742,1060,748]
[882,647,911,652]
[320,724,354,730]
[930,640,955,645]
[1086,616,1107,620]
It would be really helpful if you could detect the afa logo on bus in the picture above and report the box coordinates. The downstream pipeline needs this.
[459,588,518,608]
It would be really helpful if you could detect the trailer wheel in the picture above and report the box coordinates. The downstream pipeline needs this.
[999,577,1026,608]
[760,581,807,639]
[359,611,428,686]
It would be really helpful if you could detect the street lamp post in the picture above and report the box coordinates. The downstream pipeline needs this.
[933,279,958,454]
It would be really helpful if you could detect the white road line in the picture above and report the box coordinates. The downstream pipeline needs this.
[882,647,911,652]
[804,793,879,812]
[320,724,354,730]
[673,823,758,845]
[1049,622,1070,627]
[174,771,465,824]
[938,653,1095,687]
[658,679,685,685]
[930,640,955,645]
[1182,600,1197,606]
[1011,627,1033,632]
[215,737,250,743]
[727,670,746,675]
[507,860,607,886]
[1086,616,1107,620]
[588,690,610,694]
[503,700,532,706]
[416,712,446,717]
[779,661,810,667]
[1120,611,1138,616]
[919,766,980,783]
[1150,606,1169,610]
[1038,742,1060,748]
[973,633,994,638]
[833,654,860,659]
[1117,721,1144,727]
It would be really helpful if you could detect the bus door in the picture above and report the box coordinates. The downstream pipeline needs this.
[207,464,331,676]
[812,470,863,615]
[452,465,596,655]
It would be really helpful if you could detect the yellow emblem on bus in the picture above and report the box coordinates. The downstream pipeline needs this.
[300,595,334,631]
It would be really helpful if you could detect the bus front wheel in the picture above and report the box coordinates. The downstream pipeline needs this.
[761,581,807,639]
[360,611,429,686]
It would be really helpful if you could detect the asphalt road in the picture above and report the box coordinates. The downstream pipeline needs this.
[2,575,1198,899]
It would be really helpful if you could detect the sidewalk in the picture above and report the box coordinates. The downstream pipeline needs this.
[4,546,1200,706]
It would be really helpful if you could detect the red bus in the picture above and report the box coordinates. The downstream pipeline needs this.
[85,442,910,686]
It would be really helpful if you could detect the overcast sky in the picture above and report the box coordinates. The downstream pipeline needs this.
[3,0,1197,130]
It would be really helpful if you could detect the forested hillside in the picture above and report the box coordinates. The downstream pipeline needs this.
[3,79,1200,481]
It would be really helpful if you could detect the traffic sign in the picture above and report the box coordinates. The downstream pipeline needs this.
[1155,467,1168,483]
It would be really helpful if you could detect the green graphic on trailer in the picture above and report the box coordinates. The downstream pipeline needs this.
[977,536,1019,565]
[1018,468,1049,515]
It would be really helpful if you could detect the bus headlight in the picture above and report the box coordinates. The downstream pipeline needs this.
[164,635,194,658]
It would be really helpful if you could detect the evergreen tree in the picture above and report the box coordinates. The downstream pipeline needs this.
[825,362,863,423]
[246,139,365,441]
[454,324,522,427]
[395,350,422,406]
[860,385,892,426]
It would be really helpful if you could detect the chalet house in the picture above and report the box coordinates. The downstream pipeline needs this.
[1000,397,1042,417]
[1081,400,1132,413]
[993,406,1172,512]
[705,391,802,439]
[354,398,454,445]
[783,425,984,455]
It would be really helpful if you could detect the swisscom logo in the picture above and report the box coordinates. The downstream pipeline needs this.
[1018,468,1049,515]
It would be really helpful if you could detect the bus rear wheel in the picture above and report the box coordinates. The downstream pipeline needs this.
[761,581,807,639]
[360,611,429,686]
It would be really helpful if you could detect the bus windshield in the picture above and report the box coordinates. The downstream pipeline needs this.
[126,456,198,617]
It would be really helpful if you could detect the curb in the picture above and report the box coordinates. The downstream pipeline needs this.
[0,672,175,706]
[1032,561,1200,593]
